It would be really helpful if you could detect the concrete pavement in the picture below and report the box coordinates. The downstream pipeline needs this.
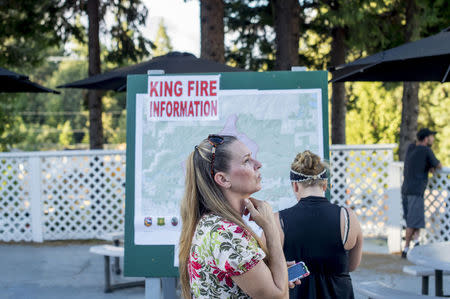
[0,239,448,299]
[0,242,143,299]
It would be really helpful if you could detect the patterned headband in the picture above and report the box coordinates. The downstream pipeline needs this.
[290,168,328,182]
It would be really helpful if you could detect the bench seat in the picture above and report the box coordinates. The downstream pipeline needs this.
[403,265,450,295]
[90,244,124,257]
[89,244,144,293]
[403,265,450,276]
[356,281,440,299]
[93,236,124,275]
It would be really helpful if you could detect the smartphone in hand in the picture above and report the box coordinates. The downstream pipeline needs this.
[288,261,310,282]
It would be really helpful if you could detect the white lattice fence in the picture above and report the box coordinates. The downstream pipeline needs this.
[1,147,448,243]
[0,150,125,242]
[0,157,33,241]
[41,152,126,240]
[394,163,450,244]
[425,169,450,242]
[425,168,450,241]
[330,144,396,237]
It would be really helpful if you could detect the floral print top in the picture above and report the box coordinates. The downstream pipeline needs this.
[188,213,266,299]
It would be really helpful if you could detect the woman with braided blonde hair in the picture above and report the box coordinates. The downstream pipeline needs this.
[179,134,290,299]
[274,150,363,299]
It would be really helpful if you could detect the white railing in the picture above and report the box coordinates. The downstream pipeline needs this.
[1,146,448,250]
[0,150,125,242]
[389,162,450,247]
[330,144,397,238]
[425,167,450,242]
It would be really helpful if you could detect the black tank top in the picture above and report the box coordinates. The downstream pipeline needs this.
[279,196,354,299]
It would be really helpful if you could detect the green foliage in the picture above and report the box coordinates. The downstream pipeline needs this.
[346,82,403,145]
[0,0,83,68]
[110,111,127,145]
[223,0,401,70]
[102,94,125,144]
[0,13,141,151]
[0,0,153,69]
[1,41,129,151]
[346,82,450,164]
[13,122,59,151]
[6,43,88,150]
[0,96,22,151]
[59,121,73,146]
[10,63,129,150]
[298,29,331,71]
[99,0,155,64]
[224,0,276,70]
[153,19,173,57]
[417,82,450,165]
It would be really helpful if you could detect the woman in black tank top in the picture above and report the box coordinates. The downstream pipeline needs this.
[276,150,363,299]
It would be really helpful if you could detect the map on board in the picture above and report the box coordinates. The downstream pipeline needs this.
[134,84,324,245]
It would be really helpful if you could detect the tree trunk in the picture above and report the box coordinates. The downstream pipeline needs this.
[200,0,224,63]
[399,82,419,160]
[87,0,103,149]
[399,0,420,160]
[271,0,300,70]
[330,27,347,144]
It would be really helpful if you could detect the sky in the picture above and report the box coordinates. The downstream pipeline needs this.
[143,0,200,57]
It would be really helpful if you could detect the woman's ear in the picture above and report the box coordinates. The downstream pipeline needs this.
[292,182,299,193]
[214,171,231,189]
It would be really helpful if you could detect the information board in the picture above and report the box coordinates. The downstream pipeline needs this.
[125,71,328,277]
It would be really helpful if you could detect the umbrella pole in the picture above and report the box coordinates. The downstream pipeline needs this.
[441,64,450,83]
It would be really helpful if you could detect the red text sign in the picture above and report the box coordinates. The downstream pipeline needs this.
[145,75,220,121]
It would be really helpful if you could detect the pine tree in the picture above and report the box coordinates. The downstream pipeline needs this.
[201,0,225,62]
[0,0,153,149]
[153,19,174,57]
[271,0,300,70]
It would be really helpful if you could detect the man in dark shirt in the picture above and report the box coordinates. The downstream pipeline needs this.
[401,128,441,258]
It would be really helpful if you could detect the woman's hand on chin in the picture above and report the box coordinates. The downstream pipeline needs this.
[244,197,275,229]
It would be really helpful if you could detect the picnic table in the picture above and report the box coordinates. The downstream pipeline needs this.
[407,241,450,297]
[91,232,147,292]
[98,232,124,274]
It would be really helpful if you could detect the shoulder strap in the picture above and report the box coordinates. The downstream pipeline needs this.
[342,207,350,245]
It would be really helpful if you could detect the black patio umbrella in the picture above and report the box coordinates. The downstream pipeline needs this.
[58,52,244,92]
[330,27,450,83]
[0,67,59,93]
